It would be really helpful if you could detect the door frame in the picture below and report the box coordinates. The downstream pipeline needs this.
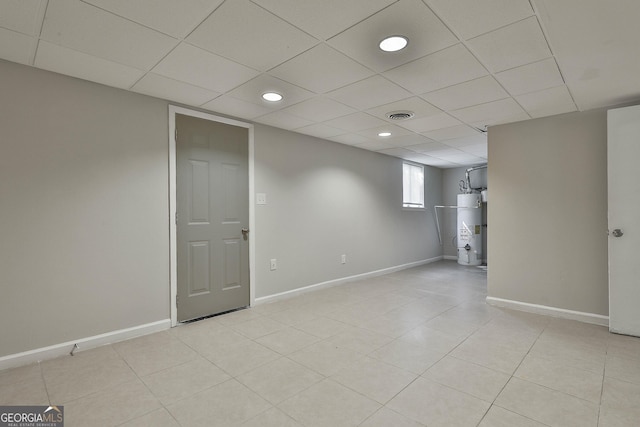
[168,105,255,327]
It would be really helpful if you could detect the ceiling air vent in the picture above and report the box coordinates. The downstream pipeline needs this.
[386,110,414,121]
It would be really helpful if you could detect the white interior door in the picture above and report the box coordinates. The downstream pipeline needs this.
[608,104,640,336]
[176,113,249,322]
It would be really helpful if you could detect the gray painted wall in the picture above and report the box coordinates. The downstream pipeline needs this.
[441,167,488,260]
[488,110,609,316]
[0,60,170,357]
[0,59,444,358]
[253,125,443,298]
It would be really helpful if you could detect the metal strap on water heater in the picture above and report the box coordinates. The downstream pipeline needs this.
[433,204,480,245]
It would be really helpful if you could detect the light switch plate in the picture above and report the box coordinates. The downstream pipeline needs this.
[257,193,267,205]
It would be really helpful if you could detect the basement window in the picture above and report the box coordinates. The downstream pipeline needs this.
[403,161,424,209]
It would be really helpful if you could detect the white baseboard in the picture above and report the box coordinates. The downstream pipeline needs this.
[0,319,171,371]
[254,256,444,305]
[486,297,609,327]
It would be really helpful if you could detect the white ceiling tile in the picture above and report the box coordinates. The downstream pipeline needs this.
[82,0,223,38]
[398,113,462,133]
[384,44,487,94]
[400,151,450,166]
[421,148,466,159]
[35,41,145,89]
[421,76,508,111]
[495,57,564,96]
[356,124,414,140]
[424,0,533,40]
[534,0,640,110]
[0,28,36,65]
[295,123,345,139]
[41,0,177,70]
[434,153,485,164]
[323,112,388,132]
[440,134,487,148]
[187,0,317,71]
[327,75,412,110]
[515,85,577,118]
[254,111,315,130]
[405,141,452,153]
[367,97,442,122]
[0,0,46,35]
[201,95,272,120]
[152,43,259,93]
[329,133,373,146]
[327,0,457,72]
[378,134,436,148]
[132,73,220,106]
[353,140,395,151]
[226,74,315,109]
[376,148,418,159]
[459,144,488,158]
[281,97,356,122]
[421,125,480,141]
[251,0,395,40]
[467,16,551,73]
[451,98,529,126]
[269,44,374,94]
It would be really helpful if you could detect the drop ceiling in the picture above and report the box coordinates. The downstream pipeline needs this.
[1,0,639,168]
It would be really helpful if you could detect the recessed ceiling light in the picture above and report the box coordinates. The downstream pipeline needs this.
[262,92,283,102]
[378,132,392,137]
[379,36,408,52]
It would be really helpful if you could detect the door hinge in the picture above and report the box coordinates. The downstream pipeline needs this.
[175,211,178,225]
[175,128,178,141]
[176,294,179,307]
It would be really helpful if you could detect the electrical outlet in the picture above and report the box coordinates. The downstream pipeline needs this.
[341,254,346,264]
[270,258,277,271]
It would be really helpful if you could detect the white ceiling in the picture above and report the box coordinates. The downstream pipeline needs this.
[2,0,640,168]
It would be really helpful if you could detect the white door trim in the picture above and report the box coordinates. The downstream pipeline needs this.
[169,105,255,327]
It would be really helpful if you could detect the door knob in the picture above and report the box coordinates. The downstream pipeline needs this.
[612,228,624,237]
[241,228,249,240]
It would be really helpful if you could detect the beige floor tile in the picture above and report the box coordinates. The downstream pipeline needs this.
[288,340,365,376]
[371,339,445,374]
[266,306,318,326]
[278,379,380,427]
[114,336,199,377]
[528,337,606,374]
[168,317,229,341]
[359,407,425,427]
[607,333,640,360]
[119,408,180,427]
[514,354,603,403]
[600,376,640,426]
[0,372,49,405]
[237,357,323,404]
[331,357,417,404]
[450,338,528,375]
[204,340,281,376]
[64,379,160,427]
[141,357,231,405]
[399,324,466,354]
[423,314,480,339]
[359,314,424,338]
[241,407,302,426]
[424,356,510,402]
[0,362,42,386]
[215,308,265,325]
[42,349,137,404]
[292,316,353,339]
[495,377,599,427]
[478,406,548,427]
[178,328,250,357]
[167,379,271,427]
[326,327,393,355]
[605,354,640,385]
[255,327,319,355]
[230,317,287,339]
[387,377,490,426]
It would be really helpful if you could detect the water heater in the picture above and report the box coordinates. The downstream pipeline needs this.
[457,193,482,266]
